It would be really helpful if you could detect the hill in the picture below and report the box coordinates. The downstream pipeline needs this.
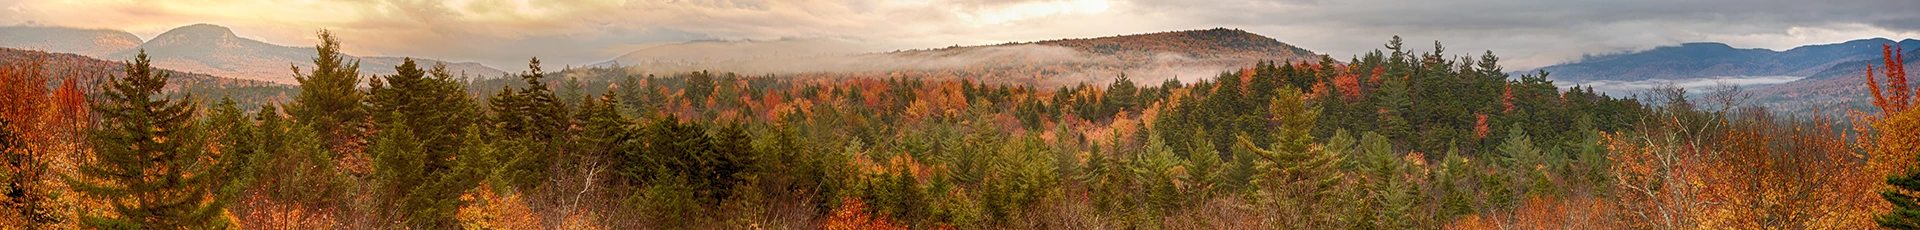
[594,28,1319,86]
[0,47,293,107]
[0,26,142,57]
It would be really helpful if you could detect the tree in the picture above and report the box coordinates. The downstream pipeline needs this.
[1106,74,1139,114]
[1868,44,1912,114]
[687,70,716,103]
[486,58,568,189]
[204,97,260,209]
[1873,43,1920,229]
[288,30,369,167]
[367,58,487,228]
[0,50,61,228]
[1880,108,1920,229]
[1353,131,1415,229]
[67,50,229,229]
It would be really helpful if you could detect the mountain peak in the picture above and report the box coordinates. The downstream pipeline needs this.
[152,23,236,41]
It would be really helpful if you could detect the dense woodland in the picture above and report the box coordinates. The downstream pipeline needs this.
[1,31,1919,229]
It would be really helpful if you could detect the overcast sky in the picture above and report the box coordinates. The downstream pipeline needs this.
[4,0,1917,71]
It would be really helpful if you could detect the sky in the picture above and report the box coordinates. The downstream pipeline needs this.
[3,0,1918,72]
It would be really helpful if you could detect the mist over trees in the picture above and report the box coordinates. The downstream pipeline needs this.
[0,30,1914,229]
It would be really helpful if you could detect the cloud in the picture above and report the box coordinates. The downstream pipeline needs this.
[2,0,1917,72]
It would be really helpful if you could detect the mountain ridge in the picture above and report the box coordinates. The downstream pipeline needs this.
[1537,37,1920,82]
[0,24,507,84]
[0,26,142,57]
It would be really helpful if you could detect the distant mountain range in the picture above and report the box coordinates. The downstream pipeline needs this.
[1535,38,1920,82]
[1535,37,1920,116]
[0,24,506,84]
[1752,47,1920,116]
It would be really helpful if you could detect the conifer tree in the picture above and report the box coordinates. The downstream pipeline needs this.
[1106,74,1138,114]
[68,50,229,229]
[205,97,259,207]
[289,30,369,159]
[367,58,487,228]
[1354,131,1413,229]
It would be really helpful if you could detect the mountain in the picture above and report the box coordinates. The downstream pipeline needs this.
[1537,38,1920,82]
[1754,47,1920,117]
[107,24,507,84]
[0,26,142,57]
[0,24,507,84]
[596,28,1319,86]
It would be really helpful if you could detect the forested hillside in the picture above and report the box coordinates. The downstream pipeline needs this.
[0,47,294,107]
[0,31,1916,230]
[598,28,1319,87]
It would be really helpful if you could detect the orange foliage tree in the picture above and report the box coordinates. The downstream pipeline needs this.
[0,52,64,227]
[1869,43,1920,228]
[1705,109,1872,229]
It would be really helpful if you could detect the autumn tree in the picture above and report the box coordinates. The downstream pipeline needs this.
[1872,43,1920,229]
[1606,85,1719,230]
[0,50,62,228]
[1711,109,1857,229]
[67,50,230,229]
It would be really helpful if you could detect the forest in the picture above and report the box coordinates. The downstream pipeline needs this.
[1,31,1918,230]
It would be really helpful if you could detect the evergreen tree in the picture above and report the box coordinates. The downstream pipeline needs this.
[68,50,229,229]
[1375,74,1414,147]
[1355,131,1414,230]
[204,97,259,208]
[687,70,716,103]
[1105,74,1138,114]
[1882,151,1920,228]
[367,58,485,228]
[288,30,369,158]
[485,58,567,189]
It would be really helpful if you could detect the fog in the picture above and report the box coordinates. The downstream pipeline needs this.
[1555,75,1806,95]
[602,43,1259,86]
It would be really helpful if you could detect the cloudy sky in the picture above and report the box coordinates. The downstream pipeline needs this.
[3,0,1917,71]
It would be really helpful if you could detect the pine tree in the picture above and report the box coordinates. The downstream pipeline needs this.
[484,58,566,189]
[204,97,259,208]
[1375,74,1414,147]
[574,92,632,161]
[687,70,716,103]
[289,30,369,160]
[1355,131,1413,230]
[68,50,229,229]
[367,58,485,228]
[1106,74,1139,114]
[1236,86,1342,227]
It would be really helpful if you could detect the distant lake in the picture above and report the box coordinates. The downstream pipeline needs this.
[1553,75,1805,95]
